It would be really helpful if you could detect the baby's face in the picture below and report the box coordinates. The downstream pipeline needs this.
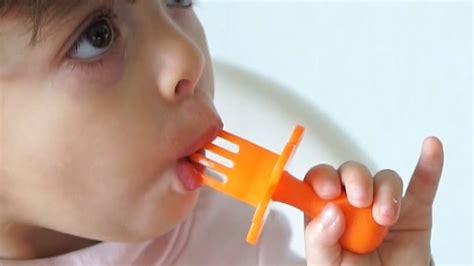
[0,0,222,242]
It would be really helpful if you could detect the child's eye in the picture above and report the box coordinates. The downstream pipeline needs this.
[69,17,116,60]
[166,0,193,8]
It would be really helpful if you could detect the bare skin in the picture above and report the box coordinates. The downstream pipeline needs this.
[304,137,443,265]
[0,0,222,259]
[0,0,444,264]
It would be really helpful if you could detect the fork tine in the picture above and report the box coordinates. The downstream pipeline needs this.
[218,130,245,145]
[201,173,228,189]
[205,143,237,160]
[189,153,231,176]
[219,130,268,154]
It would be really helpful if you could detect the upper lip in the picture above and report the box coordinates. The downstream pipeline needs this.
[181,123,224,158]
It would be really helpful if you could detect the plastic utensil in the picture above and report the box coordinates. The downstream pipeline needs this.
[189,125,387,254]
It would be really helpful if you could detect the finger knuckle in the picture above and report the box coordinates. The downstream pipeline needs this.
[377,169,398,177]
[340,161,370,174]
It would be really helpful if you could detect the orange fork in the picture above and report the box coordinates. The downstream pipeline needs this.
[189,125,387,254]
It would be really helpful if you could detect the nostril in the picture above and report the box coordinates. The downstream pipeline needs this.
[175,80,194,97]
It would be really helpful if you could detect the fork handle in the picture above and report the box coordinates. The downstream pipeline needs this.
[271,171,387,254]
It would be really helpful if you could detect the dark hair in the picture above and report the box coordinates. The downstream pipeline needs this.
[1,0,87,45]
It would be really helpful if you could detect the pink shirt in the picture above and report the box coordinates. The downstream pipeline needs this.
[0,188,305,265]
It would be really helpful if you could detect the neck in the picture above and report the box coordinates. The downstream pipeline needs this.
[0,220,99,260]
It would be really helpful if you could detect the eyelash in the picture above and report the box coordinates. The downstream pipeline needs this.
[66,8,120,72]
[66,1,196,73]
[167,0,195,8]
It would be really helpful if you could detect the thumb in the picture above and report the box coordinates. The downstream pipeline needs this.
[304,203,345,266]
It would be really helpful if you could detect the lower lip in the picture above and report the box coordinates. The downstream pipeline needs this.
[176,158,203,191]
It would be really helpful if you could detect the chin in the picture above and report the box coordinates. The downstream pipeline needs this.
[124,189,201,242]
[165,188,201,224]
[116,165,203,242]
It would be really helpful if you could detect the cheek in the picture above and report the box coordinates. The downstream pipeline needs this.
[5,77,165,199]
[55,43,126,96]
[11,98,171,229]
[52,105,165,190]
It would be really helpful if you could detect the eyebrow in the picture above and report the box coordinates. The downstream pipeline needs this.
[1,0,136,46]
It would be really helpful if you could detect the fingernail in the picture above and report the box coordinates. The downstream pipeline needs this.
[351,188,368,205]
[381,198,399,220]
[318,185,336,198]
[381,205,395,219]
[321,204,337,227]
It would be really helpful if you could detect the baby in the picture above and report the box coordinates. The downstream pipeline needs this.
[0,0,444,265]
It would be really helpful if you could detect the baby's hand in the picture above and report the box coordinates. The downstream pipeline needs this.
[303,137,443,266]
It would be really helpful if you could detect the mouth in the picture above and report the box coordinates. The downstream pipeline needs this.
[180,122,223,158]
[175,124,223,191]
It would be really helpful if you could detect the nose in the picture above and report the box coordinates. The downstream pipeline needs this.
[151,19,205,102]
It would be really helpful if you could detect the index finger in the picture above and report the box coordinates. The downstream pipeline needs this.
[405,136,444,207]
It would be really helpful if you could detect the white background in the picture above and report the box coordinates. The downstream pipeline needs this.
[195,1,472,265]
